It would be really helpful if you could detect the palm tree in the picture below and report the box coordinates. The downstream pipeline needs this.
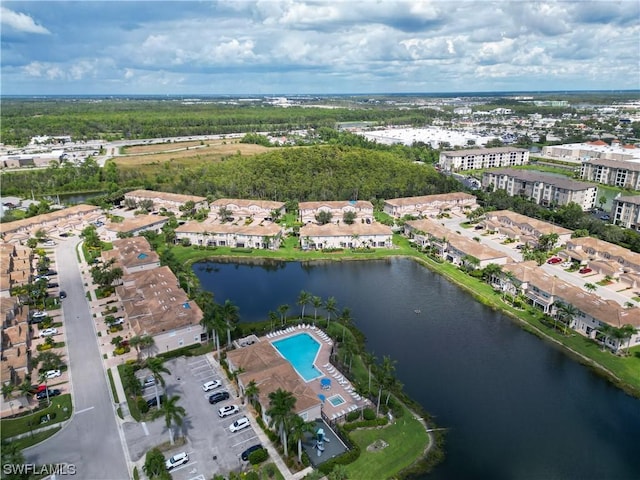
[362,351,377,393]
[376,355,396,416]
[18,378,34,403]
[129,335,143,361]
[218,299,240,347]
[139,335,156,360]
[616,324,636,354]
[584,282,597,293]
[34,351,63,373]
[288,415,315,463]
[146,357,171,409]
[311,296,323,325]
[37,371,52,405]
[2,383,15,401]
[245,380,260,409]
[556,302,579,335]
[297,290,311,321]
[324,296,337,328]
[598,323,614,351]
[268,310,279,332]
[277,304,290,326]
[266,388,297,457]
[152,394,186,445]
[338,307,353,344]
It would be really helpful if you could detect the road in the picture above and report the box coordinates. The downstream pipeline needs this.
[24,238,129,480]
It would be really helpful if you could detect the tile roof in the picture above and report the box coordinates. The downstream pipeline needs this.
[106,215,168,233]
[125,189,206,203]
[384,192,477,207]
[299,222,393,237]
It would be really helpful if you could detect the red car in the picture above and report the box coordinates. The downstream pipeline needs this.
[547,257,562,264]
[579,267,592,274]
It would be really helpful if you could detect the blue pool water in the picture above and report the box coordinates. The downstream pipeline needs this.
[272,333,322,382]
[328,395,345,407]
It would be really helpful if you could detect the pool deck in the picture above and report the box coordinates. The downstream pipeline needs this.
[262,325,372,422]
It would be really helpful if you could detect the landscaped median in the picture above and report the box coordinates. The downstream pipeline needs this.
[0,394,73,449]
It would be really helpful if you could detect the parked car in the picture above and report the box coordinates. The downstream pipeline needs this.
[47,282,59,288]
[146,395,166,408]
[547,257,562,264]
[208,391,230,404]
[218,404,239,418]
[44,369,61,379]
[241,444,264,461]
[112,317,125,325]
[561,262,572,268]
[31,311,48,319]
[165,452,189,470]
[579,267,593,274]
[229,416,250,433]
[43,241,56,247]
[59,291,67,299]
[141,376,155,388]
[36,388,61,400]
[39,328,58,338]
[202,380,222,392]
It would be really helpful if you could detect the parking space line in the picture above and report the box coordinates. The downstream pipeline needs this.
[170,461,197,474]
[188,476,205,480]
[231,435,258,448]
[141,422,149,436]
[187,359,208,367]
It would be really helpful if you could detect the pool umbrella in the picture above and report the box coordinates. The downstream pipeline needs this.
[321,378,331,390]
[318,394,326,403]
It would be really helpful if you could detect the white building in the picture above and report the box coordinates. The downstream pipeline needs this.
[298,200,374,225]
[612,195,640,230]
[438,147,529,172]
[580,158,640,190]
[175,221,283,249]
[299,223,393,250]
[383,193,478,219]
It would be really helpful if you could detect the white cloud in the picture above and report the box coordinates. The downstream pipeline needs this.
[1,7,50,34]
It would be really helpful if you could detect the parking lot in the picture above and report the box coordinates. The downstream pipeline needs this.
[124,355,261,479]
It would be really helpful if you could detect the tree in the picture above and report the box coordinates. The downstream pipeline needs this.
[297,290,311,320]
[362,351,377,393]
[338,307,353,344]
[537,233,559,252]
[1,440,27,480]
[288,415,315,463]
[277,304,290,326]
[245,380,260,409]
[598,323,615,351]
[481,263,502,283]
[266,388,297,457]
[152,395,186,446]
[315,210,333,225]
[2,383,15,401]
[146,357,171,409]
[343,211,357,225]
[143,448,171,480]
[324,296,337,328]
[584,282,597,293]
[556,302,579,335]
[34,351,63,375]
[218,206,232,222]
[18,379,34,402]
[268,310,279,332]
[311,296,323,325]
[616,324,636,354]
[218,299,240,346]
[380,355,397,407]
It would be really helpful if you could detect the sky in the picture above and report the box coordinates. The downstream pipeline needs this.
[1,0,639,96]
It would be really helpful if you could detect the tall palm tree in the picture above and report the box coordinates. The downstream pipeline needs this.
[288,415,315,463]
[311,296,323,325]
[218,299,240,347]
[324,296,337,328]
[617,324,637,354]
[152,395,186,445]
[18,379,34,403]
[245,380,260,409]
[557,302,579,335]
[362,351,377,393]
[139,335,156,360]
[146,357,171,409]
[376,355,396,416]
[338,307,353,344]
[297,290,311,320]
[2,383,15,401]
[266,388,297,457]
[277,304,290,326]
[597,323,614,351]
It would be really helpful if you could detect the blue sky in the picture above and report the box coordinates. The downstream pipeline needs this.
[2,1,639,95]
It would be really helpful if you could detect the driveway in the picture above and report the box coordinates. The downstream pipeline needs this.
[24,238,129,480]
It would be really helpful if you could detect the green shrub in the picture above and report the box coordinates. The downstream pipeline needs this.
[248,447,268,465]
[362,408,376,421]
[157,343,200,360]
[244,472,259,480]
[346,410,360,422]
[132,466,139,480]
[342,416,388,432]
[263,463,278,479]
[136,396,149,414]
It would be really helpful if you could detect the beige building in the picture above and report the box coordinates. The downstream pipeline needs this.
[1,297,31,386]
[0,243,32,297]
[298,201,374,225]
[543,141,640,164]
[482,169,598,211]
[580,158,640,190]
[227,341,322,422]
[562,237,640,285]
[0,204,103,243]
[175,221,283,249]
[612,195,640,230]
[101,237,161,274]
[116,266,204,352]
[104,215,169,239]
[124,190,207,214]
[209,199,285,222]
[299,223,393,250]
[438,147,529,172]
[482,211,573,247]
[383,193,478,219]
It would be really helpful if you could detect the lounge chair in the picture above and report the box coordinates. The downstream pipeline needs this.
[323,362,330,368]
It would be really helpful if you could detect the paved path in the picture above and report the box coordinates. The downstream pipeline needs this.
[24,238,130,480]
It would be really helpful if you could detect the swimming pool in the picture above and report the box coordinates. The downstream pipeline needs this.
[328,394,345,407]
[272,333,322,382]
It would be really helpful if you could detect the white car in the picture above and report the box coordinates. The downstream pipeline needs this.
[218,404,240,418]
[165,452,189,470]
[44,369,61,379]
[229,416,250,433]
[39,328,58,338]
[202,380,222,392]
[31,311,48,318]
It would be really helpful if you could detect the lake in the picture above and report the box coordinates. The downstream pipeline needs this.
[193,257,640,479]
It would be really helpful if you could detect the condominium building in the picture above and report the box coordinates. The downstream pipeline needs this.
[482,211,573,247]
[482,169,598,211]
[438,147,529,172]
[612,195,640,231]
[580,159,640,190]
[383,193,478,218]
[124,189,207,214]
[298,200,374,225]
[542,140,640,164]
[209,199,286,222]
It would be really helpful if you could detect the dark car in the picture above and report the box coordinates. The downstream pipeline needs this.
[241,444,264,461]
[59,291,67,299]
[208,391,230,404]
[146,395,166,408]
[47,283,59,289]
[36,389,61,400]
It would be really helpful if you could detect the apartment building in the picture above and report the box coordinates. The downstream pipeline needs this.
[482,211,573,247]
[482,169,598,211]
[0,297,31,386]
[438,147,529,172]
[175,221,283,249]
[383,193,478,218]
[104,214,169,239]
[124,190,207,214]
[299,223,393,250]
[612,195,640,230]
[101,237,161,274]
[562,237,640,285]
[542,141,640,164]
[298,200,374,225]
[0,243,32,297]
[209,199,285,222]
[580,159,640,190]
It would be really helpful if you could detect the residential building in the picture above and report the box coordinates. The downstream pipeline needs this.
[383,193,478,219]
[0,243,32,297]
[562,237,640,285]
[482,169,598,211]
[115,266,204,352]
[612,195,640,230]
[542,140,640,164]
[209,199,285,222]
[0,297,31,386]
[175,221,283,249]
[101,237,161,274]
[0,204,103,243]
[123,190,207,214]
[299,223,393,250]
[227,341,322,422]
[482,211,573,247]
[580,158,640,190]
[104,215,169,239]
[298,201,374,225]
[438,147,529,172]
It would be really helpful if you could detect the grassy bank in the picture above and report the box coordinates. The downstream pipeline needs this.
[1,394,72,442]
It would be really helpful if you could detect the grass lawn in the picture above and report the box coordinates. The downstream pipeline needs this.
[0,394,72,440]
[9,427,61,451]
[345,406,429,480]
